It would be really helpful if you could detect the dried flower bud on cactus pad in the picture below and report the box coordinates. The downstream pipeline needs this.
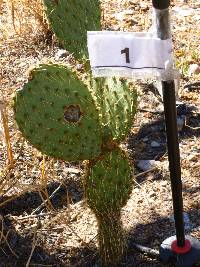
[14,64,102,161]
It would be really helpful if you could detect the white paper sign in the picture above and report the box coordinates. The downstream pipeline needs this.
[87,31,176,80]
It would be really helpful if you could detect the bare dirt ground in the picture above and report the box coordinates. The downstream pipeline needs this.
[0,0,200,266]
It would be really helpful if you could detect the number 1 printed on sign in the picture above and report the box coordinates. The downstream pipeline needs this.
[121,48,130,63]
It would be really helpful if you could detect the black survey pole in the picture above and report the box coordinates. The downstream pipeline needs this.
[152,0,185,248]
[162,82,185,247]
[153,1,200,266]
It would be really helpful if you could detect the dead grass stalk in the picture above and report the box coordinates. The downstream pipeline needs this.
[0,100,14,167]
[1,0,48,38]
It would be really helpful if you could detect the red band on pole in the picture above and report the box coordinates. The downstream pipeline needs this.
[171,239,192,254]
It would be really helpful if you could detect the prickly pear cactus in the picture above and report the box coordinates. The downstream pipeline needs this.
[43,0,101,59]
[85,148,133,266]
[14,64,102,161]
[14,63,137,266]
[14,0,138,251]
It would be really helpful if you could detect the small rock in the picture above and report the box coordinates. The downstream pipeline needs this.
[149,191,156,198]
[160,180,168,187]
[128,19,138,26]
[128,0,137,4]
[114,10,134,21]
[177,115,185,132]
[18,62,27,68]
[134,188,140,193]
[137,199,144,204]
[151,141,160,148]
[188,64,200,75]
[16,77,24,83]
[140,3,148,11]
[137,160,157,171]
[123,9,135,15]
[172,7,195,17]
[64,167,80,174]
[76,64,83,71]
[55,49,69,60]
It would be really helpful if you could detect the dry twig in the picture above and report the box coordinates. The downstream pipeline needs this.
[26,227,37,267]
[0,216,18,258]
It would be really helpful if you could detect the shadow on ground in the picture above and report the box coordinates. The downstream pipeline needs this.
[0,213,173,267]
[128,106,200,162]
[0,176,84,217]
[0,216,97,267]
[1,205,200,267]
[128,207,200,267]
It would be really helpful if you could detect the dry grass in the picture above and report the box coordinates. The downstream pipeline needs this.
[0,100,14,168]
[0,0,48,39]
[0,89,53,207]
[0,0,52,207]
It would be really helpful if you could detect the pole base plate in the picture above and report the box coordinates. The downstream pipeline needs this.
[160,235,200,267]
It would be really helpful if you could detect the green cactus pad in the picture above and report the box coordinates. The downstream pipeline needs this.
[85,148,133,214]
[91,78,137,143]
[14,64,102,161]
[43,0,101,60]
[85,148,133,266]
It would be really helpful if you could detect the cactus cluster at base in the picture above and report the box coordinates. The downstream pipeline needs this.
[43,0,101,60]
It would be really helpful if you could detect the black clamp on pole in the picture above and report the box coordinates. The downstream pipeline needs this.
[152,0,200,266]
[152,0,170,9]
